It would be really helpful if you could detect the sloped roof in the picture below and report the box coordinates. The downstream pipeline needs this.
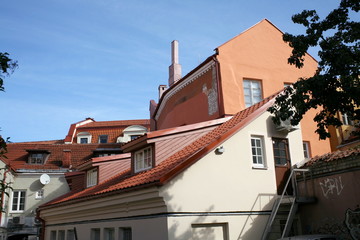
[304,147,360,167]
[77,119,150,129]
[40,93,277,208]
[2,143,122,171]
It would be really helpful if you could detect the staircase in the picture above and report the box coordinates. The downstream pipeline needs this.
[262,168,314,240]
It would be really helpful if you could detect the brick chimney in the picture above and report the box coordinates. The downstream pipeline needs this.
[168,40,182,86]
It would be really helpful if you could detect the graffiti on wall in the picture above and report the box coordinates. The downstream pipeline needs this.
[319,176,345,199]
[345,207,360,240]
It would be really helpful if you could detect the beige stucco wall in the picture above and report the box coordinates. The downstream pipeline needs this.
[8,172,69,226]
[160,111,305,239]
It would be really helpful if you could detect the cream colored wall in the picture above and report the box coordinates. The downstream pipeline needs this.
[45,217,168,240]
[41,187,168,240]
[160,111,304,239]
[8,173,69,224]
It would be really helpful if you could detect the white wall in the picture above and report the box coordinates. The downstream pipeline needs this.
[160,111,304,239]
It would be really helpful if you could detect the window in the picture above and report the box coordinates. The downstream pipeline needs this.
[130,135,141,141]
[91,228,101,240]
[58,230,65,240]
[77,132,92,144]
[67,229,75,240]
[98,135,108,143]
[11,190,26,212]
[27,150,49,164]
[104,228,115,240]
[119,228,132,240]
[134,147,153,172]
[243,79,262,107]
[50,231,57,240]
[303,141,311,159]
[29,153,45,164]
[35,189,44,199]
[251,136,265,168]
[87,168,98,187]
[273,138,290,165]
[342,113,354,126]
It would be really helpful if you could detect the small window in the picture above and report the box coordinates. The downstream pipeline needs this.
[77,132,92,144]
[104,228,115,240]
[11,190,26,212]
[134,147,153,173]
[243,79,263,107]
[67,229,75,240]
[35,189,44,199]
[50,231,57,240]
[91,228,101,240]
[130,135,141,141]
[29,153,46,164]
[251,136,265,168]
[303,141,311,159]
[119,228,132,240]
[87,168,98,187]
[342,113,354,126]
[98,135,108,143]
[58,230,65,240]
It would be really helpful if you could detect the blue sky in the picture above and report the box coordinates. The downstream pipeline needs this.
[0,0,346,142]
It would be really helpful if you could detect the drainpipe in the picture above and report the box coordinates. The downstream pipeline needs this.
[0,166,11,227]
[36,208,46,240]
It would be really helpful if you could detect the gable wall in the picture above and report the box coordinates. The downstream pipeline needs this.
[156,62,221,130]
[159,111,304,239]
[217,20,330,157]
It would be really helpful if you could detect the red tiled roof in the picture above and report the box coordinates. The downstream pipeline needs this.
[304,147,360,167]
[2,143,122,171]
[77,119,150,128]
[40,94,277,208]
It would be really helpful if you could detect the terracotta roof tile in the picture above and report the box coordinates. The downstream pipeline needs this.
[2,143,122,171]
[77,119,150,128]
[304,147,360,167]
[41,94,277,208]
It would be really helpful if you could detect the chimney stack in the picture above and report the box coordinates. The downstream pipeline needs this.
[168,40,182,86]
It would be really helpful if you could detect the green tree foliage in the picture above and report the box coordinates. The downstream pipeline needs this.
[0,52,17,211]
[268,0,359,139]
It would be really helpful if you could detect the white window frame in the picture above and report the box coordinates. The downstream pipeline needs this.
[243,79,263,107]
[35,189,44,199]
[251,136,266,168]
[134,147,153,173]
[87,168,98,187]
[77,132,92,144]
[303,141,310,159]
[11,190,26,212]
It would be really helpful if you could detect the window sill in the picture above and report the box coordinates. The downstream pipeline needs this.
[252,166,268,170]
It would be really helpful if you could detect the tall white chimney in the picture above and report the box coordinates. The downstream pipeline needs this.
[168,40,182,86]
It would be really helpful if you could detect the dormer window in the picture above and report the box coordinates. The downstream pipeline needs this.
[27,150,50,164]
[86,168,98,187]
[134,147,153,173]
[77,132,92,144]
[98,135,108,143]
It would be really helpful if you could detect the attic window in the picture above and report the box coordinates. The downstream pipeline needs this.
[77,132,92,144]
[86,168,98,187]
[134,146,153,173]
[27,150,50,165]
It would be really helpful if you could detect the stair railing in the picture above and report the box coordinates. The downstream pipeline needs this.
[261,168,310,240]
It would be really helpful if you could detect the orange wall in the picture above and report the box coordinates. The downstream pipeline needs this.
[216,19,330,156]
[156,65,220,129]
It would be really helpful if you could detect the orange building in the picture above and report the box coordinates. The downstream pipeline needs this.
[150,19,330,157]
